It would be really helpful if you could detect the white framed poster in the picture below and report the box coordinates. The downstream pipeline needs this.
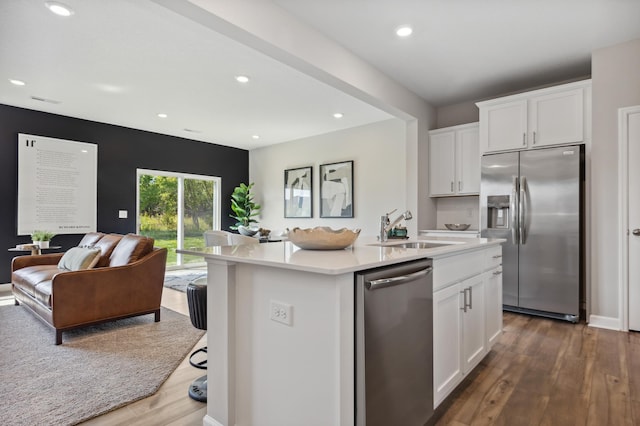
[17,133,97,236]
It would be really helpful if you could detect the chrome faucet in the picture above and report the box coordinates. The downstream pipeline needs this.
[379,209,413,242]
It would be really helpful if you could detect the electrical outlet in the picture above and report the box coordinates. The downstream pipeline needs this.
[270,300,293,326]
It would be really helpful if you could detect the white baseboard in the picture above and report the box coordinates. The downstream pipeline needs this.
[588,314,622,331]
[0,283,11,292]
[203,415,224,426]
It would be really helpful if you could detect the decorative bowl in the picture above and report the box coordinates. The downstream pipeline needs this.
[288,227,361,250]
[444,223,471,231]
[238,225,259,236]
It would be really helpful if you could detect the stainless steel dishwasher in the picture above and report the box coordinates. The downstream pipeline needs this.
[355,259,434,426]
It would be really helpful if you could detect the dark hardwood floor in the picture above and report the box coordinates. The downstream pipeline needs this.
[434,312,640,425]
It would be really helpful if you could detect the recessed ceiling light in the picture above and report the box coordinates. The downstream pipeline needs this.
[235,75,250,83]
[252,135,260,139]
[45,2,74,17]
[9,79,26,86]
[157,113,168,118]
[333,113,344,119]
[396,25,413,37]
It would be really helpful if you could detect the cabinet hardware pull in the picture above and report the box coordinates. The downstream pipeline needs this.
[533,131,536,144]
[493,270,503,276]
[451,181,454,192]
[522,133,526,146]
[633,229,640,236]
[458,181,461,191]
[492,255,502,258]
[460,289,468,313]
[468,286,473,310]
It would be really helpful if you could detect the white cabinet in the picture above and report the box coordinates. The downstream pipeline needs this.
[484,245,503,347]
[429,123,479,196]
[479,100,527,153]
[432,245,502,408]
[485,266,503,347]
[433,282,463,405]
[433,275,486,407]
[477,80,591,154]
[461,274,486,373]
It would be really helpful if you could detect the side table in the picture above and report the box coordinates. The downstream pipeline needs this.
[9,245,63,256]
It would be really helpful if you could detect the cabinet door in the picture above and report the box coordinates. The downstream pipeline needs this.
[484,267,503,348]
[456,126,480,195]
[529,88,584,147]
[429,131,456,196]
[433,283,463,408]
[479,100,527,153]
[461,275,486,374]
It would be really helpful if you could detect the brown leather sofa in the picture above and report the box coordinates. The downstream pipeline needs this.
[12,232,167,344]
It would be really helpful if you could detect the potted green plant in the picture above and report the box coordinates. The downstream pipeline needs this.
[230,182,261,236]
[31,230,55,249]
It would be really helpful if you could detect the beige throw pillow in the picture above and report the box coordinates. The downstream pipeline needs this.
[58,247,102,271]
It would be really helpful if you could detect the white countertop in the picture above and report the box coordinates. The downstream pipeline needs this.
[419,229,480,234]
[178,235,504,275]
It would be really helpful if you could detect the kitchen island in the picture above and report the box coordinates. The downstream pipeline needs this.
[178,236,503,426]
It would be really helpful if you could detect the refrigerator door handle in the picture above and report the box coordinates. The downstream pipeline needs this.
[519,176,527,245]
[510,176,519,245]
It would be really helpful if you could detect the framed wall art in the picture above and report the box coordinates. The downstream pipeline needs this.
[284,166,312,218]
[319,160,353,218]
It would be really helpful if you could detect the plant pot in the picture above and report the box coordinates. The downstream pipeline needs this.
[238,226,259,237]
[33,241,49,249]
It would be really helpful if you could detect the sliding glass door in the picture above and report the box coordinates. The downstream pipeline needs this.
[137,169,220,269]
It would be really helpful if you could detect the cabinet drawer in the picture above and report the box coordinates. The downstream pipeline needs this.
[485,246,503,270]
[433,249,486,291]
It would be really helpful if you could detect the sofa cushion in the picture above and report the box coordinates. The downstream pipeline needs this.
[33,280,53,308]
[78,232,104,247]
[109,234,154,267]
[58,247,102,271]
[12,265,60,297]
[92,234,124,267]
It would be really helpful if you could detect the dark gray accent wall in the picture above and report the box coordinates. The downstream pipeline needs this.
[0,103,248,283]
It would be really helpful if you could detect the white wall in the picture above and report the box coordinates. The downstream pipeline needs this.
[436,102,480,128]
[158,0,437,239]
[250,119,411,237]
[590,38,640,325]
[434,197,480,231]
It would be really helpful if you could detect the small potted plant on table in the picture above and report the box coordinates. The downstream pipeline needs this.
[230,182,261,236]
[31,230,55,249]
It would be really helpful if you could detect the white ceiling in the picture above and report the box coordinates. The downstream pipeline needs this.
[1,0,640,150]
[0,0,392,150]
[274,0,640,106]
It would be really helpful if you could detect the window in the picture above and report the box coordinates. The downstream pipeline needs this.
[137,169,220,269]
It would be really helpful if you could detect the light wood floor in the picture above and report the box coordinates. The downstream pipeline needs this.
[5,283,638,425]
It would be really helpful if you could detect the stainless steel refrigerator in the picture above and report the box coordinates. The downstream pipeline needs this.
[480,145,584,322]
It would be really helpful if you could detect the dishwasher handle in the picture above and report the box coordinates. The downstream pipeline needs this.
[366,266,433,290]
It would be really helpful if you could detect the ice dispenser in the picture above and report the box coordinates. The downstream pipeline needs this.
[487,195,510,229]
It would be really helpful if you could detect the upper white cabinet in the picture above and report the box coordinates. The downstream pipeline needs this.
[429,122,479,197]
[477,80,591,154]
